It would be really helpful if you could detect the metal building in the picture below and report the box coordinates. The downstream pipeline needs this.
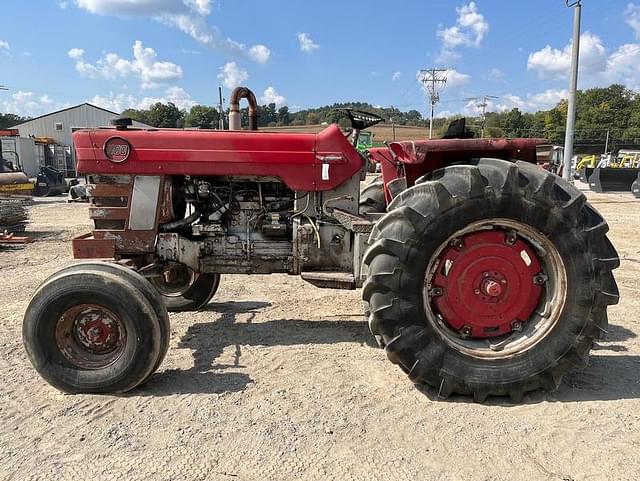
[11,103,150,177]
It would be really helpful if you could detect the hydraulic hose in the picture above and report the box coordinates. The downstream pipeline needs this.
[160,210,200,232]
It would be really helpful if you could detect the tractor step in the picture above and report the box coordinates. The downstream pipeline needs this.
[331,208,378,233]
[301,271,355,290]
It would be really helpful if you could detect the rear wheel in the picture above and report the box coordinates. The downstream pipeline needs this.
[23,270,163,393]
[363,159,620,401]
[150,263,220,312]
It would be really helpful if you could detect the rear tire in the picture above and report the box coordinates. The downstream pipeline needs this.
[363,159,620,401]
[23,270,163,393]
[150,263,220,312]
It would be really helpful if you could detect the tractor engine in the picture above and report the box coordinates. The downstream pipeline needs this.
[156,176,357,277]
[176,178,294,270]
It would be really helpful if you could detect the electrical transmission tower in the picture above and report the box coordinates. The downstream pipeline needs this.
[418,68,448,139]
[466,95,499,138]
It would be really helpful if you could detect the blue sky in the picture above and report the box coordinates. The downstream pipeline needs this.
[1,0,639,118]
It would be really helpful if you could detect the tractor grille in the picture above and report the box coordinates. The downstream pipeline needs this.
[86,175,134,232]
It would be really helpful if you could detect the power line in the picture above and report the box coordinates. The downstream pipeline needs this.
[418,68,448,139]
[466,95,499,138]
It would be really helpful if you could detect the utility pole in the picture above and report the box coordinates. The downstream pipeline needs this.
[563,0,582,181]
[218,86,225,130]
[418,68,448,139]
[467,95,499,138]
[604,128,610,155]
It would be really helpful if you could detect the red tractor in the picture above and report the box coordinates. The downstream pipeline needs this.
[23,88,619,402]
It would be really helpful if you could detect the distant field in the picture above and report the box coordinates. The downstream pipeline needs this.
[264,124,430,144]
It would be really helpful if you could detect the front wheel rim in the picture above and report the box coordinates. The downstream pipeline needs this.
[423,218,568,360]
[55,304,127,369]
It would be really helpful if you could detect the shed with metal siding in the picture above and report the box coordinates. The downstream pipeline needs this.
[11,103,151,176]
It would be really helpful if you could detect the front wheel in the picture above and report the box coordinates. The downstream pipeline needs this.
[23,269,163,393]
[150,263,220,312]
[363,159,620,402]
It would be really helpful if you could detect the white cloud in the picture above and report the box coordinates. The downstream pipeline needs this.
[217,62,248,89]
[69,40,183,89]
[298,33,319,53]
[392,71,402,81]
[435,110,455,119]
[527,30,640,90]
[0,91,69,117]
[627,2,640,38]
[74,0,270,63]
[527,32,607,80]
[248,45,271,64]
[75,0,197,16]
[445,69,471,87]
[260,86,286,106]
[0,40,9,50]
[491,89,569,113]
[67,47,84,60]
[437,2,488,62]
[604,43,640,89]
[90,86,196,112]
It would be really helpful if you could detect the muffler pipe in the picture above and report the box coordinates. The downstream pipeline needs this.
[229,87,258,131]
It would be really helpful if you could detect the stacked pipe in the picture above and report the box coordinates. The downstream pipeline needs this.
[0,196,31,232]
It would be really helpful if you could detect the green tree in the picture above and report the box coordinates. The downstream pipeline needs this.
[146,102,184,128]
[277,106,290,125]
[0,113,30,128]
[121,108,150,125]
[184,105,219,129]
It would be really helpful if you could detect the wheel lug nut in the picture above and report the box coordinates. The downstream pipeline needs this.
[474,289,480,295]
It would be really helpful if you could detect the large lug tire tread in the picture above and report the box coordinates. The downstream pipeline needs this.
[38,262,171,378]
[158,272,221,312]
[363,158,620,401]
[23,270,163,394]
[359,181,386,214]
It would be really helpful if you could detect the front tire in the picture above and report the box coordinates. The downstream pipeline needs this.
[363,159,620,401]
[23,269,163,393]
[150,263,220,312]
[39,262,171,379]
[360,180,386,214]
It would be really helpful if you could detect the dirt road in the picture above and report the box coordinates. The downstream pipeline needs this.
[1,187,639,481]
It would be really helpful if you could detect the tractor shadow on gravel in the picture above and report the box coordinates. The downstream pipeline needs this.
[140,301,376,396]
[416,323,640,405]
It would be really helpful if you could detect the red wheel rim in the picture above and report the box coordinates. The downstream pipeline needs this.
[56,304,127,369]
[430,229,544,339]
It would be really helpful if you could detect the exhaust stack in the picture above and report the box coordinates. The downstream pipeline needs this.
[229,87,258,131]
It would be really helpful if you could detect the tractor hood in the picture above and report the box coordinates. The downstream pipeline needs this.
[73,124,363,192]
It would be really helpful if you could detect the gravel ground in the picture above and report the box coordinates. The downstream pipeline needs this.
[0,185,639,481]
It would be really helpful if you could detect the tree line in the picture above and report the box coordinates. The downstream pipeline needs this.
[2,84,639,153]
